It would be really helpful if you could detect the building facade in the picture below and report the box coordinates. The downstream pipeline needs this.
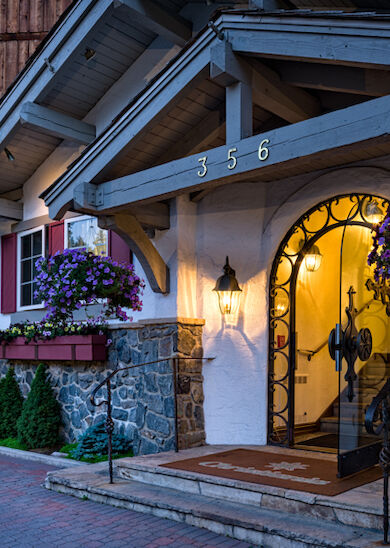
[1,0,390,475]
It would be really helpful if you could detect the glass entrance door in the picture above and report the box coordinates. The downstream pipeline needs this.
[336,211,389,477]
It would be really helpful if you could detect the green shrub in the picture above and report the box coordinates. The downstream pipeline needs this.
[0,437,27,450]
[0,367,23,438]
[17,363,61,449]
[70,420,132,461]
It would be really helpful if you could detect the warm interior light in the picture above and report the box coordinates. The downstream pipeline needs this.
[364,199,384,225]
[275,302,287,315]
[214,257,242,315]
[304,245,322,272]
[217,290,241,315]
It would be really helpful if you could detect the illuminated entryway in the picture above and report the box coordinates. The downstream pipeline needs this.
[268,194,390,476]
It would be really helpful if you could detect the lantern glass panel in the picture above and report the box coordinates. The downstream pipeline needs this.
[217,290,241,315]
[304,252,322,272]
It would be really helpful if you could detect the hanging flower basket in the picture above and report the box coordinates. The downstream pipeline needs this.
[1,334,107,361]
[368,207,390,281]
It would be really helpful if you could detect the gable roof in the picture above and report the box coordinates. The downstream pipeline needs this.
[41,8,390,218]
[0,0,199,200]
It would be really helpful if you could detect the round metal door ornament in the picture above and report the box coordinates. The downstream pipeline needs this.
[357,328,372,362]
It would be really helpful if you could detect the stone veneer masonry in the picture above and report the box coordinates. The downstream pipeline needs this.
[0,319,205,455]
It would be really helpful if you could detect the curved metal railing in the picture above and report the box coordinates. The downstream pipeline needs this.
[90,356,214,483]
[366,377,390,544]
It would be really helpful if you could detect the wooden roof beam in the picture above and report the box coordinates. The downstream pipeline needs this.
[20,102,96,145]
[227,15,390,69]
[210,41,321,125]
[115,0,192,46]
[98,213,169,294]
[276,62,390,98]
[0,0,117,154]
[73,93,390,212]
[0,198,23,220]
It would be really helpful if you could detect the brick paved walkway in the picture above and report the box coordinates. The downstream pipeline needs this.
[0,455,253,548]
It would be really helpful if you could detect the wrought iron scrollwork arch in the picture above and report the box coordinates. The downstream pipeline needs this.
[268,193,389,446]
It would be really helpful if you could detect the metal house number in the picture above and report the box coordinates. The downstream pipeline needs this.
[197,138,270,177]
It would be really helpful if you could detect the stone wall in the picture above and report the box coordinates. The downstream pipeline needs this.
[0,319,205,455]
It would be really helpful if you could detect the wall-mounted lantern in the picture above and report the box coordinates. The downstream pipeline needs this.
[364,199,384,225]
[214,257,242,315]
[304,244,322,272]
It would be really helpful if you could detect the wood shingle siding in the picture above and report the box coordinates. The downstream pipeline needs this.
[0,0,73,98]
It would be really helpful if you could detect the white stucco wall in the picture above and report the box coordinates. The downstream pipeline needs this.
[140,162,390,446]
[196,182,268,445]
[22,142,84,221]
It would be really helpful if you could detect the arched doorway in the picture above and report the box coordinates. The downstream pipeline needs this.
[268,193,390,476]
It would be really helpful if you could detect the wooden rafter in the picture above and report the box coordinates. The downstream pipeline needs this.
[115,0,192,46]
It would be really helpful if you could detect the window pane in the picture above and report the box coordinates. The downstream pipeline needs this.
[32,231,42,256]
[21,234,31,259]
[21,284,31,307]
[68,218,107,255]
[21,259,32,283]
[19,229,43,308]
[33,259,40,281]
[68,219,88,249]
[32,282,40,305]
[92,228,107,255]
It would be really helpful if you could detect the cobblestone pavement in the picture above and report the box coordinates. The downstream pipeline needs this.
[0,455,253,548]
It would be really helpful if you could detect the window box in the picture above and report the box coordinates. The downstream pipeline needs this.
[0,335,107,361]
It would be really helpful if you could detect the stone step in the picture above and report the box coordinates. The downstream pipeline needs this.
[45,461,382,548]
[114,447,385,533]
[320,416,369,435]
[332,402,368,419]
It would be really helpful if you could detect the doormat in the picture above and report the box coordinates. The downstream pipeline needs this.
[161,449,382,496]
[296,434,381,450]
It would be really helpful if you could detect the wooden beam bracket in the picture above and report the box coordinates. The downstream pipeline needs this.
[20,102,96,144]
[210,41,251,88]
[74,182,170,230]
[0,198,23,220]
[98,213,169,294]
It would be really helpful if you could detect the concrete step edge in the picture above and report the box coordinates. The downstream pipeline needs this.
[0,445,86,468]
[45,470,381,548]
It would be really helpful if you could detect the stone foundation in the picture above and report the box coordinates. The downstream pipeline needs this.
[0,318,205,455]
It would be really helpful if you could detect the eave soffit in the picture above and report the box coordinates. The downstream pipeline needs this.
[41,9,390,216]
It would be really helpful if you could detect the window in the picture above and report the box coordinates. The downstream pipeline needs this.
[65,216,108,256]
[17,227,45,310]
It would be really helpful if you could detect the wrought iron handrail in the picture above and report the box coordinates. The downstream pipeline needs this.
[90,355,214,484]
[365,377,390,544]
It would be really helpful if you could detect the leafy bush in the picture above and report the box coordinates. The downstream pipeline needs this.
[17,363,61,449]
[70,420,132,461]
[0,367,23,438]
[34,249,144,322]
[0,437,27,450]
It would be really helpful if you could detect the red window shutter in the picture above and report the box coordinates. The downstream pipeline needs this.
[108,230,132,263]
[1,233,17,314]
[48,221,64,256]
